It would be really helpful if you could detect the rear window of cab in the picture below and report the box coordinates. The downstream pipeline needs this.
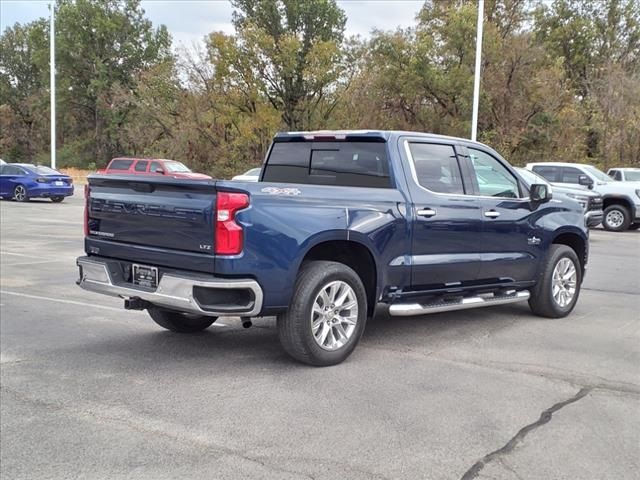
[262,141,391,188]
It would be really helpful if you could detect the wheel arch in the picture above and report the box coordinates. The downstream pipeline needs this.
[602,195,634,215]
[299,238,378,314]
[551,230,587,274]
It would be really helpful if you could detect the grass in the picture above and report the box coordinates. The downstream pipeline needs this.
[59,167,94,185]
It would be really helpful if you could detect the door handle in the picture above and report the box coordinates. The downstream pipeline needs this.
[484,210,500,218]
[417,208,437,217]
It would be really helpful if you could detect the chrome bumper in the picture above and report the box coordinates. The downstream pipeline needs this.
[76,256,263,317]
[585,210,603,227]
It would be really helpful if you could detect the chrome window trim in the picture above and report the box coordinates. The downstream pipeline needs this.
[402,139,530,202]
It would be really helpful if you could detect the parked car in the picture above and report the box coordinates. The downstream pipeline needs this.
[607,167,640,182]
[97,158,211,180]
[0,159,6,165]
[78,130,588,366]
[526,162,640,231]
[232,167,261,182]
[0,164,74,202]
[515,168,603,228]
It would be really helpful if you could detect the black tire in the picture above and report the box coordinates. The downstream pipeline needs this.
[529,245,582,318]
[628,223,640,231]
[13,184,28,202]
[277,261,368,366]
[602,204,631,231]
[51,196,65,203]
[147,307,217,333]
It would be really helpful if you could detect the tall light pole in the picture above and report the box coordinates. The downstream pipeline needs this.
[471,0,484,142]
[50,1,56,169]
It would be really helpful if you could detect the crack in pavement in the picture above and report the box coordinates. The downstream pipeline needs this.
[459,387,593,480]
[431,356,640,397]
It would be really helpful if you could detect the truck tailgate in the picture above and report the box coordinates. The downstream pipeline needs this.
[87,175,216,254]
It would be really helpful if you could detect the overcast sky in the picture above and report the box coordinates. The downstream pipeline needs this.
[1,1,424,48]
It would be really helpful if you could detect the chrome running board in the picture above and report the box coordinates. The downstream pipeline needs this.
[388,290,530,317]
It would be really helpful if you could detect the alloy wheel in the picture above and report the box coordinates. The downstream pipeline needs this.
[14,185,26,201]
[311,280,358,351]
[551,257,577,307]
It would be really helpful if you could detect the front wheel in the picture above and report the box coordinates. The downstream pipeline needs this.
[602,204,631,231]
[529,245,582,318]
[13,185,28,202]
[277,261,367,366]
[147,307,217,333]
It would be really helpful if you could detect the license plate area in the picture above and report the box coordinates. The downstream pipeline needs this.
[132,264,158,289]
[54,181,65,186]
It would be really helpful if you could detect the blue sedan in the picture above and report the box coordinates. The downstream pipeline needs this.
[0,163,74,202]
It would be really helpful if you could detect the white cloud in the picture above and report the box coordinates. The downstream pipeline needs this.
[338,0,423,37]
[140,1,235,49]
[141,0,422,50]
[2,0,423,48]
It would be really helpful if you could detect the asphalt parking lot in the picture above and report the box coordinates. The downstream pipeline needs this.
[1,193,639,480]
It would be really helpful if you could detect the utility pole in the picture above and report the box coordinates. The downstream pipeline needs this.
[471,0,484,142]
[50,1,56,169]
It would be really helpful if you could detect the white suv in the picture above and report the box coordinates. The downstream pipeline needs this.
[526,162,640,232]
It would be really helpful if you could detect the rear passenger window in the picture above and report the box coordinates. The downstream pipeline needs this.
[532,166,559,182]
[109,159,134,170]
[262,142,311,184]
[134,161,149,172]
[407,143,464,194]
[561,167,582,184]
[262,141,390,188]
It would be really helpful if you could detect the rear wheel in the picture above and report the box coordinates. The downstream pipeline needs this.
[529,245,582,318]
[277,261,367,366]
[602,204,631,231]
[147,307,217,333]
[13,185,28,202]
[50,196,65,203]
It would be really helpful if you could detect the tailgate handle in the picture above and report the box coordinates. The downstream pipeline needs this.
[129,182,155,193]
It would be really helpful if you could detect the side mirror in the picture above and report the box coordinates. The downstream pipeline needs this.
[530,184,552,203]
[578,174,593,189]
[154,168,165,175]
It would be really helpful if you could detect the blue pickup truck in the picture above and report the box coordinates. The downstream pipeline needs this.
[77,131,588,365]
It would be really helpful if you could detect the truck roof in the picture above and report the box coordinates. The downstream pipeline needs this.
[526,162,595,168]
[274,130,489,148]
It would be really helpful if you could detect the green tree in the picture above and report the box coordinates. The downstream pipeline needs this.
[0,20,50,160]
[209,0,347,130]
[54,0,171,164]
[534,0,640,165]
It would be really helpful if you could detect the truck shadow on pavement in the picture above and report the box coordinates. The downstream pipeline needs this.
[55,303,534,370]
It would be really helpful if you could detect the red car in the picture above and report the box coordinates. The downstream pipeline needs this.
[97,158,211,180]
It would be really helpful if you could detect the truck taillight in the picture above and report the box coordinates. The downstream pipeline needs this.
[215,192,249,255]
[84,184,90,236]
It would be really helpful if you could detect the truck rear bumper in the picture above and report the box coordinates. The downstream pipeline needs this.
[76,256,263,317]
